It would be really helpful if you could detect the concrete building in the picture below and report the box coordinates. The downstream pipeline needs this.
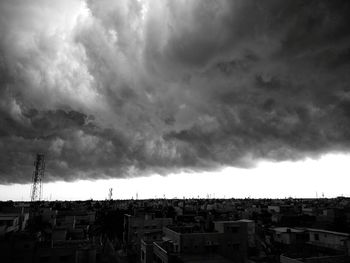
[40,207,58,227]
[302,207,315,216]
[52,228,68,241]
[150,220,248,263]
[271,227,306,245]
[0,205,30,231]
[140,230,163,263]
[0,232,97,263]
[56,213,76,231]
[37,240,98,263]
[306,228,350,252]
[123,213,173,257]
[214,221,248,262]
[0,214,20,235]
[268,205,281,214]
[237,219,255,248]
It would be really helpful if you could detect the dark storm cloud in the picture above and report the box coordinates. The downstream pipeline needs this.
[1,0,350,184]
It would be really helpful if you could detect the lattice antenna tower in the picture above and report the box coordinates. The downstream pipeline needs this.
[30,154,45,202]
[108,188,113,200]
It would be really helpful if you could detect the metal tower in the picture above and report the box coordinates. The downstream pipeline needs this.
[108,188,113,200]
[30,154,45,202]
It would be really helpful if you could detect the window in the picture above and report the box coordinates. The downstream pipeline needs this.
[314,233,319,241]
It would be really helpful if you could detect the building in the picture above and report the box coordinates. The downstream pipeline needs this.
[0,205,30,232]
[237,219,255,248]
[140,230,163,263]
[37,240,98,263]
[40,207,58,227]
[271,227,306,245]
[306,228,350,252]
[123,213,173,258]
[0,214,20,235]
[150,220,249,263]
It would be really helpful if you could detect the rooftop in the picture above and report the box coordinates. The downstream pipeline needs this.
[305,228,350,237]
[272,227,305,233]
[0,214,19,220]
[167,225,217,234]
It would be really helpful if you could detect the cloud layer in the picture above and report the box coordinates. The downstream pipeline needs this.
[1,0,350,183]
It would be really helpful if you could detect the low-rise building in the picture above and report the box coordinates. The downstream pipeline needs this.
[0,214,20,235]
[271,227,306,245]
[306,228,350,252]
[123,213,173,257]
[140,230,163,263]
[150,220,249,263]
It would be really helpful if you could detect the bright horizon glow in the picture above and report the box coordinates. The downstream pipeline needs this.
[0,152,349,201]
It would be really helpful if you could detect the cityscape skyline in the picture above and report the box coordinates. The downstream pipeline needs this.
[1,152,349,201]
[1,2,350,262]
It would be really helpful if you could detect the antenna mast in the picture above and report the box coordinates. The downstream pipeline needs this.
[108,188,113,200]
[30,154,45,202]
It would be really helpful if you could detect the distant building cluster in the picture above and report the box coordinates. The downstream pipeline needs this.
[0,197,350,263]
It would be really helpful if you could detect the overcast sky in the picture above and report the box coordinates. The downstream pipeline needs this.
[1,0,350,199]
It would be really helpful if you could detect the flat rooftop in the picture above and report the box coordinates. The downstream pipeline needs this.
[272,227,305,233]
[0,214,19,220]
[167,226,217,234]
[305,228,350,237]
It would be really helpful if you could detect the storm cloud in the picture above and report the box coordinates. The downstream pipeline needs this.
[1,0,350,183]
